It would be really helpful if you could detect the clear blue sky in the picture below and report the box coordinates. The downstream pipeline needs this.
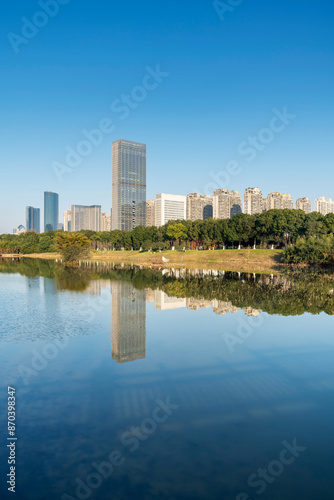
[0,0,333,233]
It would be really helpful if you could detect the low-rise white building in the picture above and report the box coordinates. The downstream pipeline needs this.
[155,193,186,227]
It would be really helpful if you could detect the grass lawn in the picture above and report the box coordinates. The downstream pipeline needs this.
[20,249,283,273]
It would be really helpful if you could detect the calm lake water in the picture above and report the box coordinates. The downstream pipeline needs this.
[1,259,334,500]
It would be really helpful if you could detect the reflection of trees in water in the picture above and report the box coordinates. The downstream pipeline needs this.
[1,258,334,316]
[0,258,92,292]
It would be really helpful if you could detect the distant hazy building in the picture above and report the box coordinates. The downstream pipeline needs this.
[296,197,311,214]
[112,139,146,231]
[266,192,283,211]
[26,206,40,233]
[155,193,187,227]
[111,281,146,363]
[186,193,213,221]
[213,189,242,219]
[64,210,72,232]
[71,205,101,231]
[282,193,294,210]
[243,187,264,215]
[57,223,64,231]
[44,191,59,232]
[13,225,26,235]
[146,200,156,226]
[315,197,334,216]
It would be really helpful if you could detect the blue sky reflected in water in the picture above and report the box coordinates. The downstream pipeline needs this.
[1,269,334,500]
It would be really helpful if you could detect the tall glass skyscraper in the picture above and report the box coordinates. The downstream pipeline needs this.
[44,191,59,232]
[26,206,40,233]
[112,139,146,231]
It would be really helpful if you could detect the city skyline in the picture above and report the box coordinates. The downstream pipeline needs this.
[1,1,333,233]
[8,178,334,234]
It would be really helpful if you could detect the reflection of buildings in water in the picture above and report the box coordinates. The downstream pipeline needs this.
[82,280,110,296]
[243,307,261,317]
[186,298,212,311]
[154,290,187,310]
[111,282,146,363]
[212,300,239,316]
[145,288,155,303]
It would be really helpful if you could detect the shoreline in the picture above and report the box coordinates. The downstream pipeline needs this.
[2,249,284,274]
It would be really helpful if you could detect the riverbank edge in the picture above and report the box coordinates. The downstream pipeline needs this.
[2,249,284,274]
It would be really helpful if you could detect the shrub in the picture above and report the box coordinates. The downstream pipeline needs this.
[55,233,91,262]
[282,235,334,265]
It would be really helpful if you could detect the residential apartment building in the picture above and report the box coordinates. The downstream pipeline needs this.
[71,205,101,231]
[282,193,294,210]
[266,192,283,210]
[296,197,311,214]
[64,210,72,232]
[26,206,40,233]
[112,139,146,230]
[243,187,264,215]
[155,193,187,227]
[315,197,334,216]
[101,212,111,232]
[146,200,156,226]
[186,193,213,221]
[213,189,242,219]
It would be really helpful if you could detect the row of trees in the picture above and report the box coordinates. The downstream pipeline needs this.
[2,209,334,254]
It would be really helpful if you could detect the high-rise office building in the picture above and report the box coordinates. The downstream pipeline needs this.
[111,281,146,363]
[71,205,101,231]
[243,188,264,215]
[64,210,72,232]
[213,189,242,219]
[44,191,59,232]
[101,212,111,231]
[186,193,213,221]
[26,206,40,233]
[282,193,294,210]
[146,200,156,226]
[296,197,311,214]
[112,139,147,231]
[155,193,187,227]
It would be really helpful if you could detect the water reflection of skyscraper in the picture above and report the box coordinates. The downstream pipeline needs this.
[111,282,146,363]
